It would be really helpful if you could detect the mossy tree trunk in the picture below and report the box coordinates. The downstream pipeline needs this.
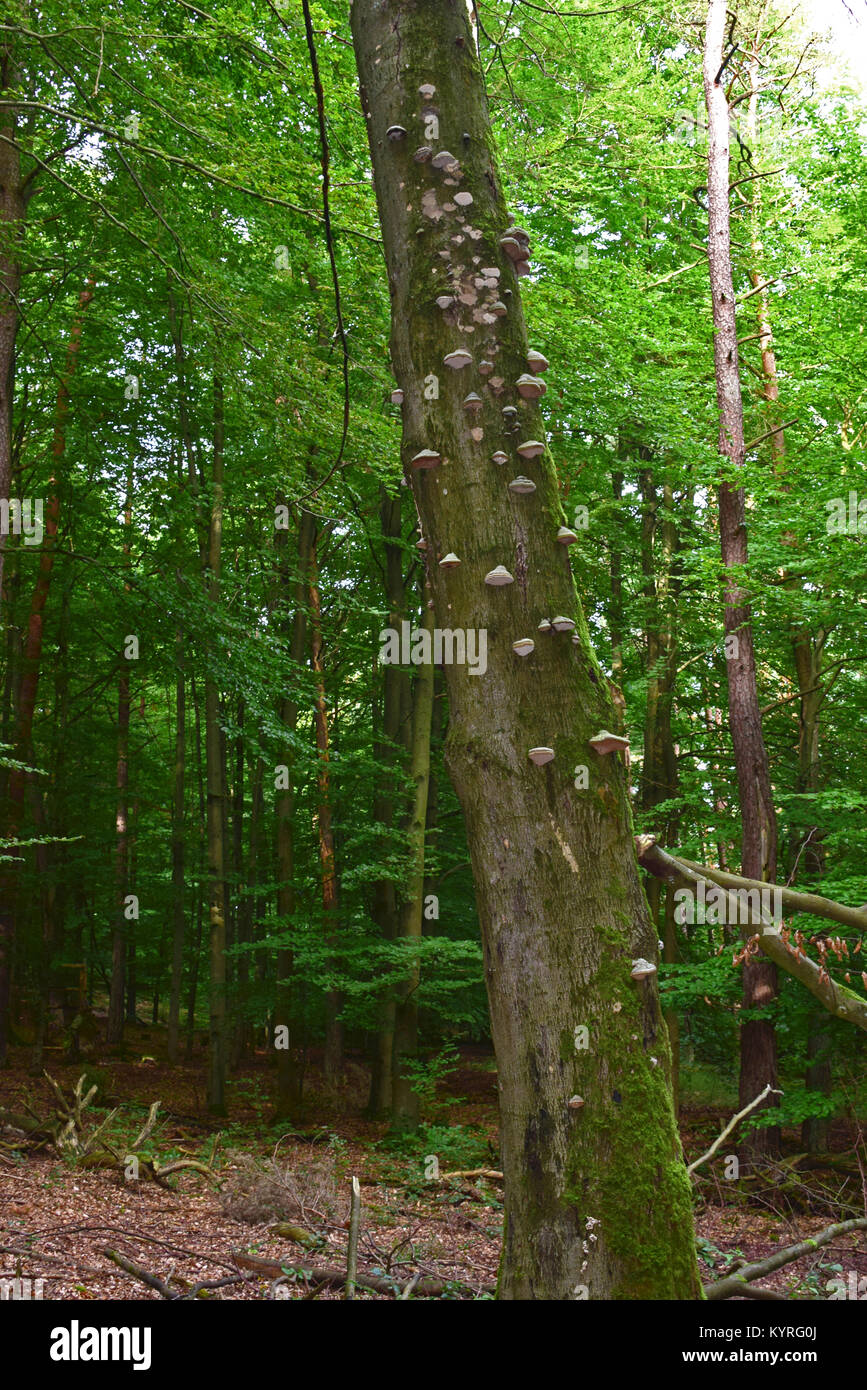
[351,0,700,1300]
[205,375,227,1115]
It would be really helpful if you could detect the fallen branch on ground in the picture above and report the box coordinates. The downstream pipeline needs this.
[703,1217,867,1300]
[687,1084,783,1176]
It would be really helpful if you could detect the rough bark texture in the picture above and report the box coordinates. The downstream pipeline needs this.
[0,39,24,600]
[351,0,700,1299]
[703,0,778,1156]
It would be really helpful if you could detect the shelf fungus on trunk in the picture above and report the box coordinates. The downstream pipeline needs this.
[512,638,535,657]
[556,526,578,545]
[490,301,508,317]
[439,552,461,569]
[537,618,553,633]
[516,439,545,460]
[588,729,630,756]
[390,388,404,405]
[526,350,549,374]
[508,476,536,495]
[630,959,657,981]
[567,1095,585,1111]
[502,405,518,424]
[491,450,507,465]
[479,359,494,375]
[443,348,472,370]
[411,448,442,470]
[463,392,483,412]
[551,615,576,633]
[516,373,546,400]
[386,124,407,142]
[431,149,459,171]
[484,565,514,586]
[528,747,555,765]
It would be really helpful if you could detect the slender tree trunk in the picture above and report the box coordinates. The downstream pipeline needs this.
[0,40,25,600]
[274,505,316,1119]
[391,601,435,1132]
[703,0,779,1157]
[108,459,134,1043]
[367,487,407,1116]
[309,527,342,1086]
[0,278,93,1065]
[205,376,227,1113]
[167,628,186,1064]
[352,0,700,1298]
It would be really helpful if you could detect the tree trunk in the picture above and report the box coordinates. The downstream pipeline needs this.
[274,505,316,1119]
[391,601,435,1132]
[367,486,408,1116]
[0,278,93,1065]
[703,0,779,1158]
[205,376,227,1114]
[0,40,25,600]
[167,627,186,1064]
[351,0,700,1299]
[309,526,342,1086]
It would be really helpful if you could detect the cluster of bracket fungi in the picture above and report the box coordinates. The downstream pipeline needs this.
[388,81,629,775]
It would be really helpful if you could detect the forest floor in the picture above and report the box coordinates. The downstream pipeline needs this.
[1,1035,865,1300]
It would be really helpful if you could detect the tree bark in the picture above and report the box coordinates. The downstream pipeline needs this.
[703,0,779,1157]
[205,376,227,1114]
[391,600,435,1132]
[351,0,700,1299]
[167,627,186,1064]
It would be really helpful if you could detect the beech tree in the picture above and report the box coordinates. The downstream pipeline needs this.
[350,0,701,1299]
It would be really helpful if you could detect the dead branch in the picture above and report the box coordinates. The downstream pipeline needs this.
[231,1249,493,1298]
[687,1084,782,1176]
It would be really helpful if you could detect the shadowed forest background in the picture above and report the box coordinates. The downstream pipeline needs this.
[1,0,867,1303]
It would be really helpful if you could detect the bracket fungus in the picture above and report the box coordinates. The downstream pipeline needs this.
[454,191,473,207]
[516,373,546,400]
[418,83,436,99]
[512,638,535,657]
[410,448,441,470]
[439,552,461,570]
[528,747,555,765]
[413,145,433,163]
[416,537,427,550]
[508,476,536,495]
[490,301,508,318]
[431,150,459,171]
[516,440,545,460]
[588,730,630,756]
[491,450,508,465]
[551,615,576,633]
[463,392,483,413]
[526,350,549,374]
[567,1095,585,1110]
[386,125,407,142]
[479,360,494,375]
[390,388,404,405]
[443,348,472,370]
[556,526,579,545]
[502,405,518,424]
[435,294,454,309]
[499,235,525,262]
[537,618,553,633]
[484,565,514,586]
[630,959,657,981]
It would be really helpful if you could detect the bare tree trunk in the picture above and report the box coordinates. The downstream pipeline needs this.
[703,0,779,1158]
[391,602,435,1132]
[167,627,186,1064]
[0,278,93,1064]
[205,376,227,1114]
[274,505,316,1119]
[309,527,342,1086]
[0,40,25,600]
[351,0,700,1298]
